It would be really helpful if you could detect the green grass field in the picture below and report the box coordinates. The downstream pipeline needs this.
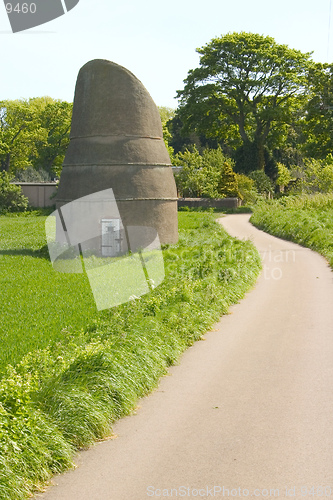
[0,210,261,499]
[250,194,333,268]
[0,212,97,371]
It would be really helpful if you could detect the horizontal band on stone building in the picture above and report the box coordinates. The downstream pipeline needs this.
[69,134,163,140]
[56,197,179,202]
[62,163,172,167]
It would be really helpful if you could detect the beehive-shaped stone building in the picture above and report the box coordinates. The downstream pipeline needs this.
[56,59,178,245]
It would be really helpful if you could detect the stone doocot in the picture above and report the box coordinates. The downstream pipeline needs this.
[56,59,178,247]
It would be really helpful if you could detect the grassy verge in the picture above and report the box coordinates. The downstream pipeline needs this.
[0,211,261,499]
[250,193,333,268]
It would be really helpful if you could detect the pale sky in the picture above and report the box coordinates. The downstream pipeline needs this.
[0,0,332,108]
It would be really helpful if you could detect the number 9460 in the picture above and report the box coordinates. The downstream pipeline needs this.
[5,3,37,14]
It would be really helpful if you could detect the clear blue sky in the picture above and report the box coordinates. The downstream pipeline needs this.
[0,0,332,108]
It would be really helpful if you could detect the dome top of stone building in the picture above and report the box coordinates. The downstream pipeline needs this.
[70,59,164,140]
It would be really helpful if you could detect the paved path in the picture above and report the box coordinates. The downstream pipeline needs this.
[37,214,333,500]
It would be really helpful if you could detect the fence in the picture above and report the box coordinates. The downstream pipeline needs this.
[12,182,58,208]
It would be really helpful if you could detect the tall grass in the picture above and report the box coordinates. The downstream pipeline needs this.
[0,211,261,499]
[250,194,333,268]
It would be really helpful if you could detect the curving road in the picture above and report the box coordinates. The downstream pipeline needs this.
[37,214,333,500]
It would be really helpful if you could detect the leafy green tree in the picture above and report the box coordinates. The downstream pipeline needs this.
[158,106,175,125]
[218,162,240,198]
[276,162,292,192]
[167,115,202,154]
[167,113,235,158]
[302,63,333,159]
[158,106,176,159]
[32,100,72,177]
[0,97,72,177]
[176,32,313,172]
[0,98,46,172]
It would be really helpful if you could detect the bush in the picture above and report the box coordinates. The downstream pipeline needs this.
[249,170,274,198]
[218,162,241,198]
[276,162,292,193]
[14,166,52,183]
[0,171,29,213]
[289,155,333,194]
[235,173,258,204]
[174,146,241,198]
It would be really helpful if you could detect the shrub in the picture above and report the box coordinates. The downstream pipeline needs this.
[174,146,240,198]
[290,155,333,194]
[235,173,258,204]
[0,171,29,213]
[276,162,292,193]
[14,166,52,183]
[173,146,211,197]
[218,162,241,198]
[249,170,274,198]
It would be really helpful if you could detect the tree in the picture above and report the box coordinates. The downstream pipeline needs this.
[158,106,176,159]
[158,106,175,125]
[290,155,333,194]
[0,97,72,177]
[218,161,241,198]
[276,162,292,192]
[32,100,72,177]
[176,32,313,172]
[0,98,46,172]
[167,113,235,157]
[302,62,333,159]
